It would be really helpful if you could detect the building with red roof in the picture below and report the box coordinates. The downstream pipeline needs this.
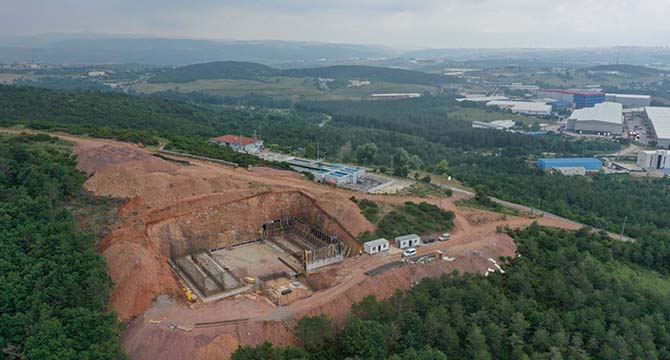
[210,135,264,154]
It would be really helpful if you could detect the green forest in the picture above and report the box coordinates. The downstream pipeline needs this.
[0,134,124,359]
[3,78,670,359]
[147,61,458,85]
[233,224,670,359]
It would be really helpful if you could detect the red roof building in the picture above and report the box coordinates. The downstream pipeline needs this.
[211,135,262,145]
[210,135,264,154]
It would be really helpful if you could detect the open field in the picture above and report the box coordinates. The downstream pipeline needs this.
[133,76,438,101]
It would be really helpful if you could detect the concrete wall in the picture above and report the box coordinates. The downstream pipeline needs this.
[567,120,623,135]
[147,191,362,259]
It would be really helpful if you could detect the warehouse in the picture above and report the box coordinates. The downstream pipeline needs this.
[537,158,603,174]
[486,101,552,116]
[565,102,623,135]
[605,93,651,108]
[644,107,670,148]
[537,89,605,108]
[637,150,670,171]
[472,120,517,130]
[456,95,510,103]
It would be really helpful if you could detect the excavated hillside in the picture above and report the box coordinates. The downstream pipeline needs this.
[69,137,373,319]
[37,132,583,360]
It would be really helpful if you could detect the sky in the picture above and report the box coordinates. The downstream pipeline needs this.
[2,0,670,48]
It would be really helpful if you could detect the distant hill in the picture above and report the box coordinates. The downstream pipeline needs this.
[148,62,457,85]
[0,37,396,66]
[149,61,281,83]
[582,64,666,76]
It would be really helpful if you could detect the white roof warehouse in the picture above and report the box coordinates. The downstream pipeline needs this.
[486,101,552,116]
[645,107,670,147]
[566,102,623,135]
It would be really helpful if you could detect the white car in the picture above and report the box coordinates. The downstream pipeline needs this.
[402,248,417,257]
[438,233,451,241]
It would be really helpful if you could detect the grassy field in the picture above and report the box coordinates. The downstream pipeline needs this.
[133,76,438,101]
[448,107,549,125]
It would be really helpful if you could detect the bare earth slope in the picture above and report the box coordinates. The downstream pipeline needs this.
[22,132,582,359]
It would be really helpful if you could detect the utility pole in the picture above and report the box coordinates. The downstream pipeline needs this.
[620,216,627,240]
[316,143,320,161]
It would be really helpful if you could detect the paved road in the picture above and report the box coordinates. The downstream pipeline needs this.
[438,184,636,242]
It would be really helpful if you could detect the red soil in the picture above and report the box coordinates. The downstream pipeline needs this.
[26,132,585,360]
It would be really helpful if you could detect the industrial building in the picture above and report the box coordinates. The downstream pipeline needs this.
[456,95,510,103]
[644,107,670,148]
[553,167,587,176]
[370,93,422,100]
[211,135,264,154]
[537,89,605,108]
[486,101,552,116]
[363,238,389,255]
[395,234,420,249]
[565,102,624,135]
[472,120,517,131]
[287,158,365,185]
[637,150,670,172]
[605,93,651,108]
[537,158,603,174]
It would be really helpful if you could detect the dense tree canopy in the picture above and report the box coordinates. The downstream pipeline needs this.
[0,134,124,359]
[234,225,670,359]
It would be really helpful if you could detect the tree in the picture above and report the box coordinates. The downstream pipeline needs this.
[434,159,449,175]
[231,342,308,360]
[474,185,493,206]
[339,319,387,359]
[388,346,447,360]
[421,175,432,184]
[294,315,334,349]
[355,143,378,165]
[338,142,353,162]
[467,325,492,360]
[393,149,410,177]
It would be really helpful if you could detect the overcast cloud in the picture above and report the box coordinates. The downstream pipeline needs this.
[2,0,670,48]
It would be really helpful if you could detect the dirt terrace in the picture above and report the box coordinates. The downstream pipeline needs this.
[28,131,583,360]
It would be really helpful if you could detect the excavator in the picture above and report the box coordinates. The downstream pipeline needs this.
[183,287,196,302]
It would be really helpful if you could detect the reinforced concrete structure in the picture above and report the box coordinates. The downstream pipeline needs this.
[262,217,344,271]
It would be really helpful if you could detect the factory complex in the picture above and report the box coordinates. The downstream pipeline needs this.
[566,102,624,135]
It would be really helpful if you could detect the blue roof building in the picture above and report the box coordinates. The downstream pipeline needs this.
[536,158,603,171]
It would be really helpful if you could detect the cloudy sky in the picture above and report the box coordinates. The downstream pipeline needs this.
[2,0,670,48]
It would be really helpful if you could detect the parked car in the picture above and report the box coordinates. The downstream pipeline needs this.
[402,248,417,257]
[438,233,451,241]
[423,237,436,244]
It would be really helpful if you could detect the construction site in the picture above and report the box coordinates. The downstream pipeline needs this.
[21,131,590,360]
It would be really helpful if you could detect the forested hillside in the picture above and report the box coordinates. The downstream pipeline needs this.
[234,225,670,359]
[3,85,670,275]
[0,134,125,359]
[148,61,281,83]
